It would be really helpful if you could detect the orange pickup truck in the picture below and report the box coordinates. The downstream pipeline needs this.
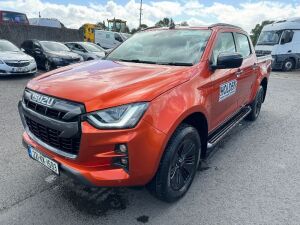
[19,23,272,202]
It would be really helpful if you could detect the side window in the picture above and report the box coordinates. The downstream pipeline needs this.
[114,33,123,43]
[281,30,294,44]
[66,43,74,50]
[33,42,41,49]
[211,32,236,65]
[236,33,251,57]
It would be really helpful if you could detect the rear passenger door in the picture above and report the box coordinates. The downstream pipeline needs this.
[234,32,257,107]
[210,32,239,129]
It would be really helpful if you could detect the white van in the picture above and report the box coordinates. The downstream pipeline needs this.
[94,30,127,49]
[255,18,300,71]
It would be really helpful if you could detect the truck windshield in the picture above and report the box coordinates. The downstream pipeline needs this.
[0,40,20,52]
[257,30,283,45]
[40,41,71,52]
[106,29,211,66]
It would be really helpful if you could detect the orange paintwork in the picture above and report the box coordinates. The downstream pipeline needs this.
[22,26,271,186]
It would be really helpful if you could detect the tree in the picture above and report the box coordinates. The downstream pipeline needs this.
[155,17,173,27]
[140,24,148,29]
[180,21,189,26]
[250,20,274,45]
[96,21,106,30]
[131,24,148,34]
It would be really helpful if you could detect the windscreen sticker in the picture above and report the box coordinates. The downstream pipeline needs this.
[219,80,237,102]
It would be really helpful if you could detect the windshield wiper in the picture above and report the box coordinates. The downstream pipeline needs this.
[157,62,193,66]
[116,59,157,64]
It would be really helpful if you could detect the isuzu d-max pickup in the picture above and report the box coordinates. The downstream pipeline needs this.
[19,23,272,202]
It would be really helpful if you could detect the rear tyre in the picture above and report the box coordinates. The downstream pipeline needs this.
[147,124,201,202]
[246,86,264,121]
[282,58,295,72]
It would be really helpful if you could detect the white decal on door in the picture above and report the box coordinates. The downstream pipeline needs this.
[219,80,237,102]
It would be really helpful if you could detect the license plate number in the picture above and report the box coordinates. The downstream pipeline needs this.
[28,147,59,175]
[12,67,28,72]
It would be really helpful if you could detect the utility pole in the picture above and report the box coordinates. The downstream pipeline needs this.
[139,0,143,28]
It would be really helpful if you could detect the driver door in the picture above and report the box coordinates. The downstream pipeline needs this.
[210,32,239,130]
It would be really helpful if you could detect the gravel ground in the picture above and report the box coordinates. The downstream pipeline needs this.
[0,70,299,225]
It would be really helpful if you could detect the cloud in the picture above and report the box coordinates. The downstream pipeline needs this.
[0,0,300,32]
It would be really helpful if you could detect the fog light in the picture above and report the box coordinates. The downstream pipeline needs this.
[120,157,128,165]
[115,144,128,154]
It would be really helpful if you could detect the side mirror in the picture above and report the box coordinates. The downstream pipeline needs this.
[34,48,42,54]
[212,52,243,70]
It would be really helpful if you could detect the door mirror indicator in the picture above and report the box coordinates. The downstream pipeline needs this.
[211,52,243,70]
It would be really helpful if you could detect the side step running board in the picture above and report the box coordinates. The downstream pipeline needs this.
[207,106,251,149]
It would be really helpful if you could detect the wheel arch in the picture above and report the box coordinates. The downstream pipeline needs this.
[260,77,268,102]
[181,112,208,159]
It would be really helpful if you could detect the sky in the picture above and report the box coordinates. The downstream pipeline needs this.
[1,0,300,32]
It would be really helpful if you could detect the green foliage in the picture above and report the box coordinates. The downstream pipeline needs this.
[180,21,189,26]
[250,20,274,45]
[155,17,174,27]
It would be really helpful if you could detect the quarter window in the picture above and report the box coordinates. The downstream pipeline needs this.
[236,33,251,57]
[211,32,236,65]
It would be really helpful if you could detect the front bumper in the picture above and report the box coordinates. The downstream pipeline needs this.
[19,101,166,187]
[0,62,37,76]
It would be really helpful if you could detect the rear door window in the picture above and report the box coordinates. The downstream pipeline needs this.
[235,33,251,58]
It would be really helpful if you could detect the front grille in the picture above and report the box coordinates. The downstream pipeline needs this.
[5,61,30,67]
[24,99,66,121]
[25,116,80,155]
[255,50,271,57]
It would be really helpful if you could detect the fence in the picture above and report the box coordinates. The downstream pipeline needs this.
[0,23,83,47]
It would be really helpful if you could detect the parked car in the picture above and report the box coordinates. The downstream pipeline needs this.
[65,42,105,61]
[94,30,126,49]
[0,10,29,25]
[21,40,83,71]
[19,24,271,202]
[0,39,36,76]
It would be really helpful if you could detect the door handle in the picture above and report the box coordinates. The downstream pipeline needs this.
[236,69,244,77]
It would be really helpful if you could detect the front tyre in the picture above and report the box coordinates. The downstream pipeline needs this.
[246,86,264,121]
[147,124,201,202]
[282,58,295,72]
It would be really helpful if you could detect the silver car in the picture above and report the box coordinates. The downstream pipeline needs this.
[0,39,37,76]
[65,42,106,61]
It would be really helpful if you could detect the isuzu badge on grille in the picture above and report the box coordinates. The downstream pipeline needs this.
[31,92,55,106]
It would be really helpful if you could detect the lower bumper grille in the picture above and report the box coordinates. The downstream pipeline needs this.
[25,116,80,155]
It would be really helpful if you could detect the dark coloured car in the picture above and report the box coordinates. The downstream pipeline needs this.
[21,40,83,71]
[65,42,106,61]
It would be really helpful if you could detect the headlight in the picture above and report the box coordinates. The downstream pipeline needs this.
[29,58,36,63]
[87,102,149,129]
